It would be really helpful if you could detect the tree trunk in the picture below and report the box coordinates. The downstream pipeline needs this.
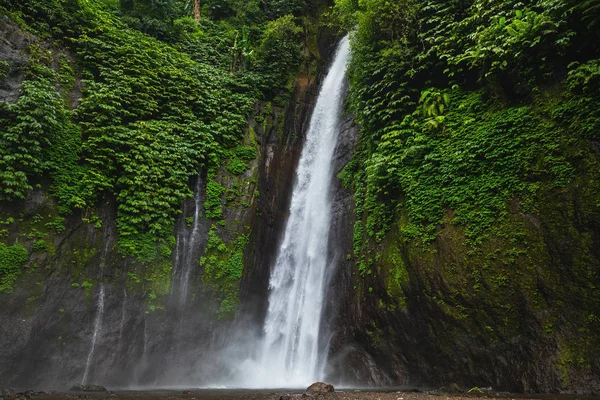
[193,0,201,22]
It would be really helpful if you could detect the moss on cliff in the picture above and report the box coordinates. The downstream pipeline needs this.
[200,227,249,320]
[0,242,29,293]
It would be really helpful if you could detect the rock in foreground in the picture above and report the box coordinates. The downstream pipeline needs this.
[306,382,334,393]
[69,384,108,392]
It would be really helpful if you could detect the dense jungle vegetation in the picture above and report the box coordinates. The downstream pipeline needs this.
[0,0,317,260]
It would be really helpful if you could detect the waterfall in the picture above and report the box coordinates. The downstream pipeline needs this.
[117,287,127,346]
[81,239,111,385]
[241,35,351,388]
[81,283,105,385]
[171,173,204,305]
[179,174,203,304]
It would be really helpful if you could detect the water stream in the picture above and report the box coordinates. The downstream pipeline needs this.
[81,282,105,385]
[81,239,111,385]
[171,173,204,305]
[179,174,204,305]
[239,35,351,388]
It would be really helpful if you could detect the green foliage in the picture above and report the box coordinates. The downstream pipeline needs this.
[567,60,600,95]
[127,271,141,284]
[81,279,93,289]
[200,226,248,319]
[337,0,600,245]
[418,89,450,130]
[0,52,80,201]
[352,220,362,257]
[57,54,76,96]
[0,243,29,293]
[364,89,580,243]
[68,17,253,242]
[0,0,80,38]
[119,0,185,39]
[234,145,257,161]
[1,2,262,258]
[230,25,253,73]
[44,216,65,233]
[0,61,9,78]
[255,14,302,93]
[205,179,225,219]
[265,0,309,19]
[32,239,49,252]
[382,241,407,309]
[226,158,249,175]
[119,232,171,263]
[225,145,257,175]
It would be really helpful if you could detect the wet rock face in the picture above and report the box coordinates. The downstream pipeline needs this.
[325,140,600,393]
[0,15,33,103]
[0,193,148,390]
[320,114,395,387]
[239,66,326,326]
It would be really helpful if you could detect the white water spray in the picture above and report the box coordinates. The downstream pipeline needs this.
[239,35,351,388]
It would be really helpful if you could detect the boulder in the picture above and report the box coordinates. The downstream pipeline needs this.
[69,384,108,392]
[306,382,334,393]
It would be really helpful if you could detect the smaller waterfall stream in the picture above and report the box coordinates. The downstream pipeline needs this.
[81,283,105,385]
[117,287,127,345]
[81,239,111,385]
[180,175,203,304]
[171,174,204,305]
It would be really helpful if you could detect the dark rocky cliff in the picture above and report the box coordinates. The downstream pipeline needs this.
[321,114,395,387]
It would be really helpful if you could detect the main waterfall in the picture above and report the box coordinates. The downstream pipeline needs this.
[238,35,351,388]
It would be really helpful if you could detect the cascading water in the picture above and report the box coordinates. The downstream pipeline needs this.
[172,174,204,305]
[81,240,110,385]
[239,35,351,388]
[81,282,105,385]
[180,175,203,304]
